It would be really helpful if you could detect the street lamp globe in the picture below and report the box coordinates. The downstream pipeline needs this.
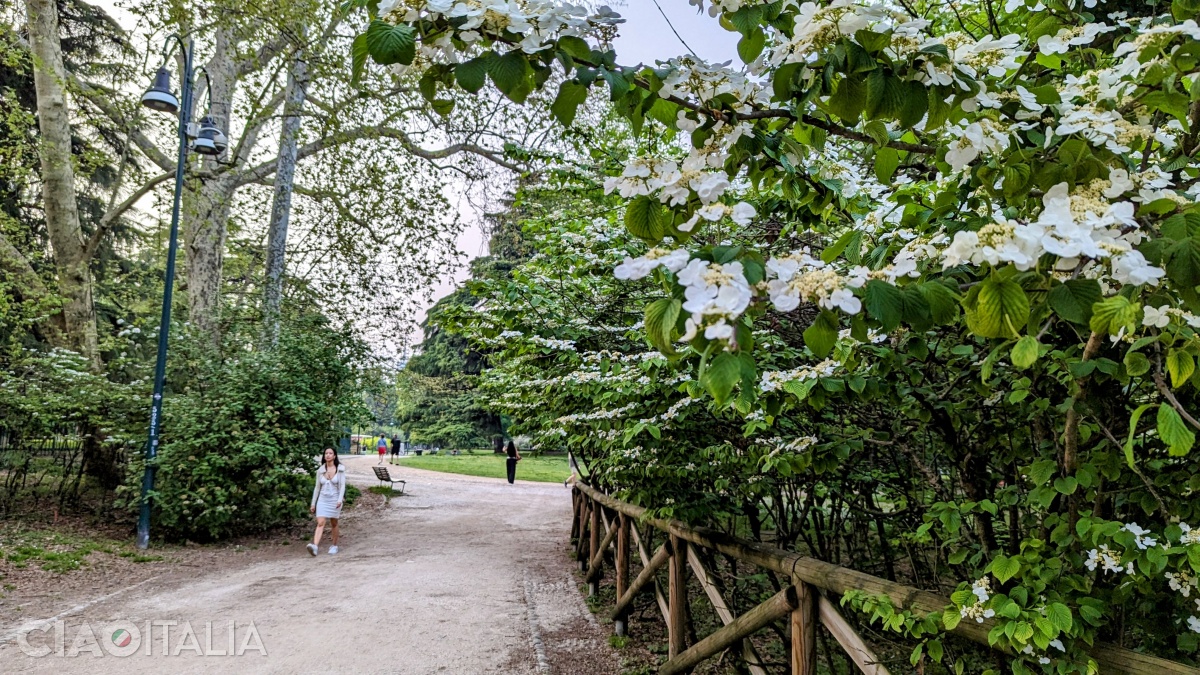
[192,116,222,156]
[141,67,179,114]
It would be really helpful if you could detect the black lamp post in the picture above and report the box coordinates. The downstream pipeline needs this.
[136,35,222,550]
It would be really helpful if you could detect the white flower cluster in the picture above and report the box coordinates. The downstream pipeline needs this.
[1123,522,1158,549]
[759,359,840,392]
[960,577,997,623]
[1167,570,1198,598]
[637,397,698,426]
[1085,544,1133,575]
[603,152,756,233]
[614,247,690,281]
[529,336,577,351]
[378,0,624,57]
[763,435,818,455]
[1182,523,1200,545]
[676,259,754,346]
[766,250,867,315]
[556,402,637,425]
[940,182,1164,288]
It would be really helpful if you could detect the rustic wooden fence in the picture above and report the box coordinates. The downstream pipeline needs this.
[571,483,1200,675]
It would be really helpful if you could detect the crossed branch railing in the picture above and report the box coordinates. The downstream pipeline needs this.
[571,483,1199,675]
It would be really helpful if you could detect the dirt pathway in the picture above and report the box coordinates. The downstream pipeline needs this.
[0,456,620,674]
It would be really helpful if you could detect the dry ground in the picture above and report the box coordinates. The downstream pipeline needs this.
[0,455,620,674]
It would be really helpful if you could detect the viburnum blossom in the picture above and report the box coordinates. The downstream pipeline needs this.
[677,259,754,345]
[613,248,690,281]
[766,251,866,315]
[1086,545,1133,575]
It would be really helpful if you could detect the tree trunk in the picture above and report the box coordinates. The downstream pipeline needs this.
[182,26,236,338]
[23,0,100,369]
[264,34,308,342]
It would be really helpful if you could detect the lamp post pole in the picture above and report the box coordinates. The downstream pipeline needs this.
[137,38,195,550]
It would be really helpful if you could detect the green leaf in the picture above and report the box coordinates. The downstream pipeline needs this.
[364,20,416,66]
[430,98,455,116]
[920,281,959,324]
[625,196,666,242]
[1011,335,1040,369]
[1168,348,1196,388]
[863,120,890,147]
[896,80,929,129]
[1123,403,1156,468]
[864,280,903,331]
[1048,279,1102,325]
[557,36,592,61]
[867,72,905,120]
[550,80,589,127]
[702,352,741,405]
[821,230,857,264]
[855,29,892,54]
[489,50,530,100]
[966,278,1029,339]
[1089,295,1138,336]
[737,28,766,63]
[804,311,839,358]
[827,76,865,124]
[991,554,1021,583]
[1047,603,1072,633]
[1158,404,1196,457]
[644,299,681,355]
[1166,236,1200,288]
[1028,459,1056,486]
[350,33,370,85]
[454,57,491,93]
[874,147,899,183]
[1124,350,1151,377]
[943,607,962,631]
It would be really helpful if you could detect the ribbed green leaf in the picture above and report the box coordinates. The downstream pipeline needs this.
[364,20,415,66]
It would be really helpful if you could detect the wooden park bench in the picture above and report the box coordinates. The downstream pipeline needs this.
[371,466,406,494]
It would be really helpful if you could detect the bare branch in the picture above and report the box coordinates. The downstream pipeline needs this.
[234,124,522,187]
[85,171,175,260]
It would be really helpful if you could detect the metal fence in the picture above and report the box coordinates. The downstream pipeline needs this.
[0,426,136,514]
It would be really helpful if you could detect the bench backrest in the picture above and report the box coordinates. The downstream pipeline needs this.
[372,466,391,480]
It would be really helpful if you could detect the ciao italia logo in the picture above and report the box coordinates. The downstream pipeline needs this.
[14,620,267,658]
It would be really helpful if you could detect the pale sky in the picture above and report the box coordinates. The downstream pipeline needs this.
[87,0,738,356]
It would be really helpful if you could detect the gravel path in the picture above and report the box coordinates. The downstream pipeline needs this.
[0,455,620,674]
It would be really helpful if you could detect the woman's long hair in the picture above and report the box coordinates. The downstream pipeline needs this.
[506,440,517,455]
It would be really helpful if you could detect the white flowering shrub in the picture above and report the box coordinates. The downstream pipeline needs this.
[352,0,1200,670]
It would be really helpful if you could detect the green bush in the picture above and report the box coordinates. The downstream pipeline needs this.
[122,314,370,541]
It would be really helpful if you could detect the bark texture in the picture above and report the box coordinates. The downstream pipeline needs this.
[263,35,308,341]
[23,0,100,368]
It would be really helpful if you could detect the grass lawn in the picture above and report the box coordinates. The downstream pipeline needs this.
[391,451,570,483]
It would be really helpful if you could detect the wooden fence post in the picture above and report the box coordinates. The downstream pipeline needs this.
[570,490,580,541]
[589,502,601,595]
[615,513,630,636]
[791,580,817,675]
[669,534,688,661]
[577,495,590,568]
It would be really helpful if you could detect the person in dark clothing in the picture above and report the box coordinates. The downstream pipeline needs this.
[391,436,401,460]
[505,440,521,484]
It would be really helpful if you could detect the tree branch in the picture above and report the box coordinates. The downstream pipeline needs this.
[85,170,175,260]
[234,125,522,187]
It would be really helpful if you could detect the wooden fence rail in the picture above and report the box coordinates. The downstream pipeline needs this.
[571,483,1200,675]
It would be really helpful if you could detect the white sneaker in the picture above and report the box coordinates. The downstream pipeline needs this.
[306,543,317,557]
[328,546,339,555]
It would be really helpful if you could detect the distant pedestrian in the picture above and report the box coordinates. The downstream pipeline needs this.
[308,448,345,556]
[565,451,581,488]
[391,436,401,461]
[377,436,387,464]
[505,440,522,484]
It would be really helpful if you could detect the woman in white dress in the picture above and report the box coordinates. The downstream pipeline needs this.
[307,448,345,556]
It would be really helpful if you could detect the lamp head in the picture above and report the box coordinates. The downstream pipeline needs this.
[191,116,222,156]
[140,67,179,114]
